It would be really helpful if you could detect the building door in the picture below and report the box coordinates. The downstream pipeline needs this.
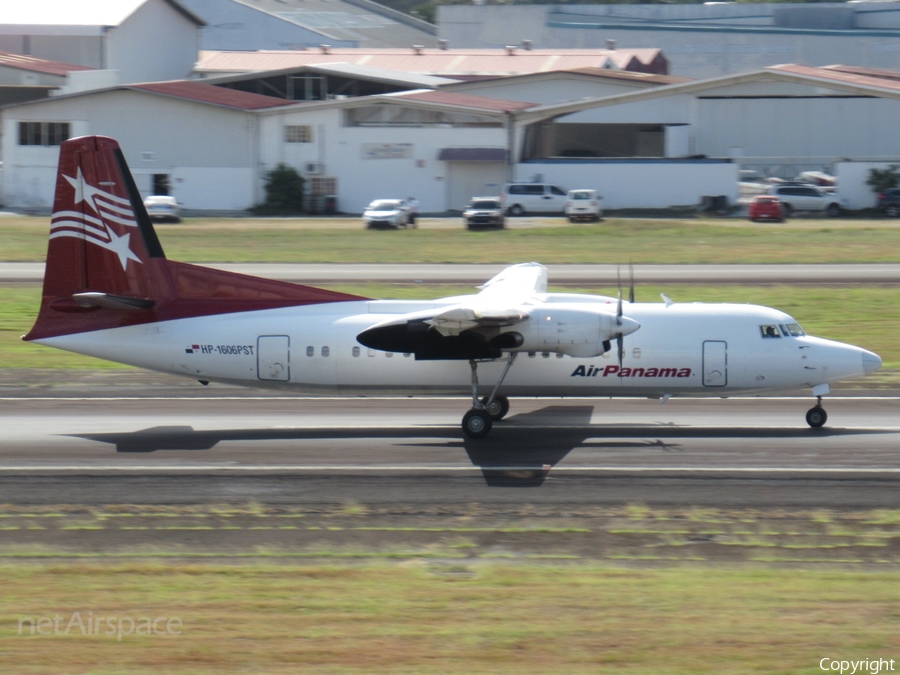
[702,340,727,387]
[257,335,290,382]
[152,174,171,196]
[446,162,506,211]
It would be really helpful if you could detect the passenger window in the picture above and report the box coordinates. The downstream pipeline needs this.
[526,185,544,195]
[542,351,550,358]
[306,346,314,357]
[528,351,536,358]
[551,186,566,196]
[321,346,330,357]
[385,352,393,358]
[352,346,360,357]
[403,353,411,357]
[367,348,376,357]
[760,325,781,338]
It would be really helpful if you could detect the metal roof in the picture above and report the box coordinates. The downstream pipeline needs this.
[194,48,667,77]
[390,89,537,113]
[128,80,297,110]
[1,0,204,27]
[0,51,95,76]
[200,62,459,89]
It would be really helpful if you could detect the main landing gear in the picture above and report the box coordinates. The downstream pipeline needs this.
[806,395,828,429]
[462,354,516,439]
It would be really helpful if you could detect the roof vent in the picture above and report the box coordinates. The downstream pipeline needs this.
[521,39,533,51]
[438,39,449,50]
[412,44,424,54]
[505,45,517,55]
[606,38,616,50]
[319,44,331,54]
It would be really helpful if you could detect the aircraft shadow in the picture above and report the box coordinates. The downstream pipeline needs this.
[70,404,893,488]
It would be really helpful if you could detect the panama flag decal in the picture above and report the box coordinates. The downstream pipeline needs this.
[49,167,142,270]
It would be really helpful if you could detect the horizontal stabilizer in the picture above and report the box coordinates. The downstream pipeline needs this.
[73,292,155,311]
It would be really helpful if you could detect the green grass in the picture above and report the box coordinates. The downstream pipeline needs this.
[4,283,898,369]
[1,563,899,674]
[4,217,900,263]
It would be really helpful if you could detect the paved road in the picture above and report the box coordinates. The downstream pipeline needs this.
[4,262,900,285]
[2,396,898,505]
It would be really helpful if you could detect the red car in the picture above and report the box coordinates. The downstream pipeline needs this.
[747,195,785,222]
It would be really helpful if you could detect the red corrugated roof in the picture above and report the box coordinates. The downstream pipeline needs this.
[822,64,900,83]
[768,64,900,94]
[0,50,94,76]
[195,48,666,77]
[128,80,296,110]
[393,89,536,112]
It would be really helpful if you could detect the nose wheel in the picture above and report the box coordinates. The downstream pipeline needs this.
[806,396,828,428]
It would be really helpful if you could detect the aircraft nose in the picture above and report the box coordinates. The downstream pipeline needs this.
[618,316,641,336]
[862,349,882,375]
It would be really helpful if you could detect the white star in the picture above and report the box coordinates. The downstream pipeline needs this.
[104,225,142,270]
[63,167,106,214]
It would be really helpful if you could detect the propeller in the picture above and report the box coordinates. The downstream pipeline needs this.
[616,267,625,369]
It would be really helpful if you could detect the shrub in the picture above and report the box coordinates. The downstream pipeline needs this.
[254,164,305,214]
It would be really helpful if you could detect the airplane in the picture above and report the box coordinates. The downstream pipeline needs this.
[25,136,882,439]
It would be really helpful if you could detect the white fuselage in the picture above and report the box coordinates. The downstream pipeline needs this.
[37,296,875,399]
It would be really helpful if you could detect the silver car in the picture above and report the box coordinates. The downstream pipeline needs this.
[363,199,410,229]
[767,185,843,217]
[143,195,181,223]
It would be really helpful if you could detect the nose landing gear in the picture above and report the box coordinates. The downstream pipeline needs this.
[462,354,516,439]
[806,395,828,428]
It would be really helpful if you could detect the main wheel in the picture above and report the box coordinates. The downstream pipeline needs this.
[806,406,827,428]
[481,395,510,421]
[782,203,794,217]
[462,409,493,439]
[508,204,524,217]
[825,203,841,218]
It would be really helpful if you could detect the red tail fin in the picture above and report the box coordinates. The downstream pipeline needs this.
[42,135,167,301]
[26,135,365,342]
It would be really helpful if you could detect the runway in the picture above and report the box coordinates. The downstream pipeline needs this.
[3,396,899,506]
[4,262,900,285]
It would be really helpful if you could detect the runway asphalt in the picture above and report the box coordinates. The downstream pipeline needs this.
[3,396,899,505]
[3,262,900,285]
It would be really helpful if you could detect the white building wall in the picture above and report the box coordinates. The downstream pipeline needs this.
[259,106,508,213]
[834,162,900,210]
[108,0,201,82]
[1,90,257,210]
[513,161,738,210]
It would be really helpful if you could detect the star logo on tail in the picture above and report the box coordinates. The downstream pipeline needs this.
[50,167,143,270]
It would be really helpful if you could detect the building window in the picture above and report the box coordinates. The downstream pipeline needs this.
[284,125,313,143]
[19,121,69,146]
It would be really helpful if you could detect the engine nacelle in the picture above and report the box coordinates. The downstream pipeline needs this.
[499,306,636,358]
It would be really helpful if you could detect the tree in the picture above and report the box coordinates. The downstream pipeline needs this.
[865,164,900,195]
[255,164,305,214]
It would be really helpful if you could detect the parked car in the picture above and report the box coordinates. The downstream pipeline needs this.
[747,194,785,223]
[876,188,900,217]
[766,185,843,217]
[501,183,567,216]
[463,197,505,230]
[564,189,602,222]
[143,195,181,223]
[363,199,409,229]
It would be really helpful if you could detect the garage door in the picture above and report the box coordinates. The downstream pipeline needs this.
[446,162,507,211]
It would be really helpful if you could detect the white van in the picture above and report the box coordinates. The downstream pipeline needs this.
[501,183,567,215]
[565,189,602,222]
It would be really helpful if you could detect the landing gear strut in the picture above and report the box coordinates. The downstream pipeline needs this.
[806,395,828,428]
[462,354,517,439]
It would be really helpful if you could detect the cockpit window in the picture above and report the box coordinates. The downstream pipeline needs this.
[784,323,805,337]
[760,325,781,338]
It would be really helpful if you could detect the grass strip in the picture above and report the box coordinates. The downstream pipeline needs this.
[3,217,900,263]
[1,563,898,674]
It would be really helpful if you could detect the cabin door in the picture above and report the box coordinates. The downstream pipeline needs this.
[257,335,290,382]
[702,340,727,387]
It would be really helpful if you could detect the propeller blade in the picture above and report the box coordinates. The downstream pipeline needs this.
[617,332,624,370]
[628,261,635,304]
